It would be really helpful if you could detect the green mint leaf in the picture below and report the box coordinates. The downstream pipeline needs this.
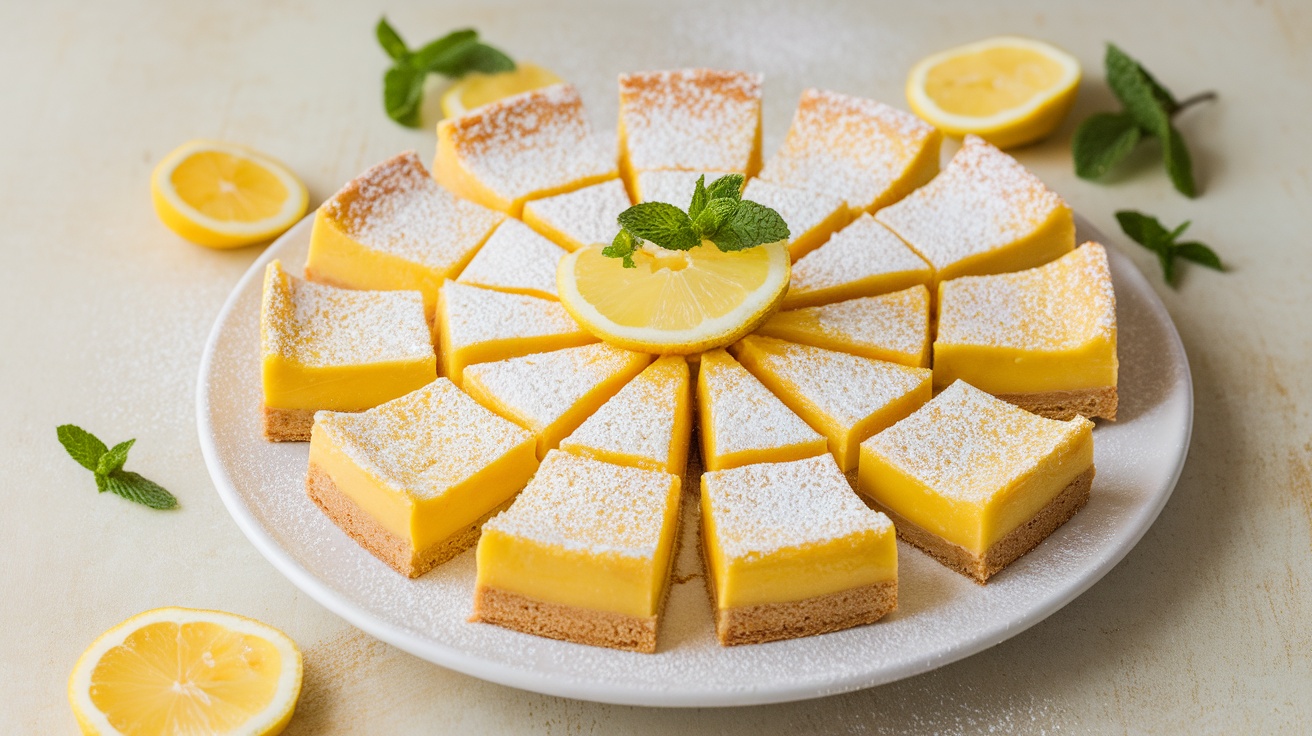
[617,202,699,251]
[104,471,178,510]
[1115,210,1171,253]
[57,424,108,472]
[95,473,108,493]
[692,198,736,239]
[1175,241,1224,271]
[375,17,409,61]
[711,200,790,252]
[705,174,744,202]
[688,176,709,221]
[1162,123,1197,197]
[602,229,641,268]
[414,35,479,75]
[1158,248,1177,285]
[383,66,425,127]
[1168,220,1191,240]
[1073,113,1142,180]
[96,438,135,477]
[448,43,516,78]
[1105,45,1170,138]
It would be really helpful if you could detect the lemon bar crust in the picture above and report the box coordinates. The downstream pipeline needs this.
[306,463,508,578]
[995,387,1118,422]
[708,576,898,647]
[872,465,1094,585]
[262,405,317,442]
[471,586,660,653]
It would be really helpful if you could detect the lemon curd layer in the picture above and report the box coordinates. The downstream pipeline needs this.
[858,381,1093,555]
[934,242,1118,393]
[782,214,932,310]
[701,454,896,609]
[559,356,692,474]
[305,151,504,318]
[757,286,932,368]
[260,260,435,412]
[309,378,538,555]
[477,451,681,619]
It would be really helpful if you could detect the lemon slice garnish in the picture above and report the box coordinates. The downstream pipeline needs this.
[907,36,1081,149]
[69,607,302,736]
[440,63,564,118]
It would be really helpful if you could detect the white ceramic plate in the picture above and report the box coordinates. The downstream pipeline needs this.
[197,214,1192,707]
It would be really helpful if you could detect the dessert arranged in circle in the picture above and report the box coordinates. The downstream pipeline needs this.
[257,69,1118,653]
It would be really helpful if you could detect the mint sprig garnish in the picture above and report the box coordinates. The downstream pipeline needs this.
[57,425,178,510]
[1116,211,1223,286]
[376,18,515,128]
[604,174,790,268]
[1073,44,1216,197]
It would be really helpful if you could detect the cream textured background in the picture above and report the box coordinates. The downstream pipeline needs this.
[2,0,1309,732]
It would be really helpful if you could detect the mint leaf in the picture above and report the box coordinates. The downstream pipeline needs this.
[617,202,699,251]
[1115,210,1170,251]
[692,198,736,239]
[1106,45,1170,137]
[104,472,178,510]
[96,439,135,477]
[705,174,744,202]
[449,44,516,77]
[375,17,409,61]
[688,176,709,221]
[1116,210,1223,286]
[1175,242,1223,270]
[383,66,425,128]
[412,32,478,74]
[57,425,108,472]
[711,200,790,253]
[377,21,517,126]
[1073,113,1141,180]
[603,229,641,269]
[1162,124,1196,197]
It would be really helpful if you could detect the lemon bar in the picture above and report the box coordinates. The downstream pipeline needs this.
[741,179,852,261]
[559,356,692,474]
[696,348,827,471]
[701,454,897,646]
[875,135,1074,285]
[307,378,538,577]
[435,84,617,216]
[463,343,653,458]
[305,151,504,318]
[731,336,931,472]
[617,69,763,195]
[435,281,595,386]
[634,170,730,204]
[858,380,1095,584]
[260,260,436,442]
[456,219,567,300]
[758,89,941,214]
[935,242,1118,420]
[757,286,932,368]
[782,214,932,310]
[521,178,632,252]
[474,450,681,652]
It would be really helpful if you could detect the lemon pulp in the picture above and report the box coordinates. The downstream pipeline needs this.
[441,63,564,118]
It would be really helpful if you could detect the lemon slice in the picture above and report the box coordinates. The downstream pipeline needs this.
[151,140,308,249]
[907,36,1081,149]
[440,63,564,118]
[69,607,302,736]
[558,241,791,354]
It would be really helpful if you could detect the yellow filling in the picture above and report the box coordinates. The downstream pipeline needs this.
[261,354,435,412]
[933,335,1117,394]
[932,205,1074,285]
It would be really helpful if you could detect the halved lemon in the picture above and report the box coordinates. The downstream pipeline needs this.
[69,607,303,736]
[151,140,308,249]
[907,36,1081,149]
[440,63,564,118]
[558,241,791,354]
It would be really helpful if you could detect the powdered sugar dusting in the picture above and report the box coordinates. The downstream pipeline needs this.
[261,261,431,368]
[698,349,823,457]
[560,356,687,469]
[636,170,725,204]
[314,378,532,501]
[759,287,930,365]
[937,242,1117,351]
[875,135,1069,271]
[864,381,1092,504]
[758,89,937,210]
[456,219,567,299]
[785,214,931,306]
[320,151,502,273]
[741,179,846,247]
[703,454,891,559]
[485,451,677,557]
[619,69,762,173]
[440,281,585,352]
[523,178,631,249]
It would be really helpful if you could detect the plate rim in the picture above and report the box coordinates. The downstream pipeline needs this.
[196,213,1193,707]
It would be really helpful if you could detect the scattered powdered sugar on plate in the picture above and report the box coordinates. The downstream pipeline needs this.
[456,219,567,300]
[559,356,687,469]
[619,69,762,173]
[698,349,823,457]
[785,214,931,304]
[522,178,631,249]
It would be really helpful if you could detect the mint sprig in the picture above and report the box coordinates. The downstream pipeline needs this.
[57,425,178,510]
[1116,210,1223,286]
[604,174,790,268]
[376,18,516,128]
[1073,44,1216,197]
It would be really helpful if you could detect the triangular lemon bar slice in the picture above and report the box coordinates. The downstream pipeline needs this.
[731,336,931,472]
[702,453,897,645]
[559,356,692,474]
[875,135,1075,285]
[935,242,1118,420]
[435,281,596,385]
[858,380,1095,584]
[758,89,941,214]
[521,178,632,252]
[456,219,567,300]
[697,348,827,471]
[306,151,504,317]
[464,343,653,458]
[756,286,931,368]
[741,179,851,261]
[308,377,539,578]
[474,450,681,653]
[435,84,617,216]
[782,214,931,310]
